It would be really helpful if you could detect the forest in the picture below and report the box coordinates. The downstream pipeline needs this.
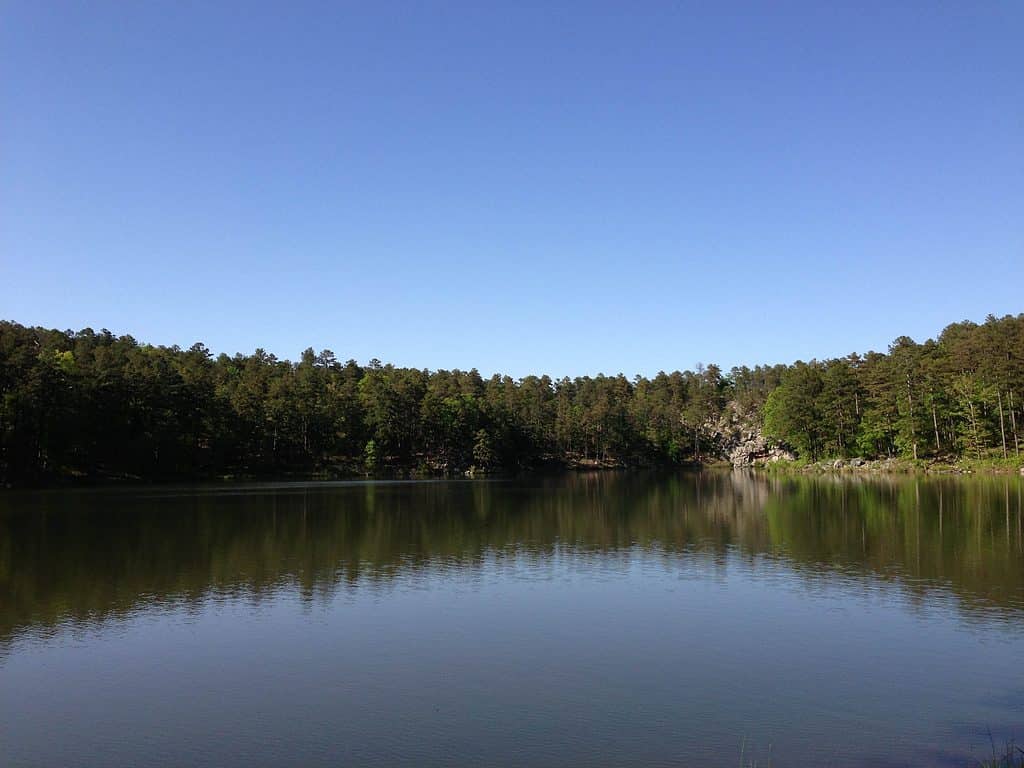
[0,313,1021,485]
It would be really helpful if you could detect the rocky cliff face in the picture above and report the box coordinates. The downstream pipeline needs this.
[709,402,796,467]
[727,432,796,467]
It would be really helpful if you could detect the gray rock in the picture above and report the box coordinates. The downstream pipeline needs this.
[728,431,796,467]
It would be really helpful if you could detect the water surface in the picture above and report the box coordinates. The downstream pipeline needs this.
[2,472,1022,767]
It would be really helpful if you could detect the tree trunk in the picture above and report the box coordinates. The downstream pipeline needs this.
[885,410,895,458]
[967,399,981,460]
[997,390,1008,459]
[932,402,941,453]
[1010,390,1020,457]
[906,374,917,461]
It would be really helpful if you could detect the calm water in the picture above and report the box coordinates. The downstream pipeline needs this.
[1,472,1022,767]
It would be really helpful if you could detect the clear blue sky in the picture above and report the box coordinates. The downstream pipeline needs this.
[2,1,1021,377]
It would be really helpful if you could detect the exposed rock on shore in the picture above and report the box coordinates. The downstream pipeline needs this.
[709,402,795,468]
[728,432,796,467]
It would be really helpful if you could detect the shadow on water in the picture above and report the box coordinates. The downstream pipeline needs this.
[2,470,1022,646]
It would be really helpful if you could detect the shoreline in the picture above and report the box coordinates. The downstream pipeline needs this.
[4,457,1023,490]
[754,456,1024,476]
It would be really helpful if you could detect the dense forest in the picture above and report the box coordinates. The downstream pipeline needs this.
[0,314,1021,485]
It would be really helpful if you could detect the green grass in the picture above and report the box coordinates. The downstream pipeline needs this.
[757,457,811,472]
[956,454,1024,473]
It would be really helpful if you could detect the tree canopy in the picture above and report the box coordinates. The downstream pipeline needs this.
[1,313,1021,485]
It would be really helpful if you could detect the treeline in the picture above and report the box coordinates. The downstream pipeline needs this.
[0,314,1021,484]
[762,314,1023,462]
[0,320,751,484]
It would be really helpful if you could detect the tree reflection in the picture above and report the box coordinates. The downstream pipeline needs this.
[1,472,1021,645]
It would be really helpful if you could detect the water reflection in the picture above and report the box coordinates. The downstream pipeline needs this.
[2,471,1022,646]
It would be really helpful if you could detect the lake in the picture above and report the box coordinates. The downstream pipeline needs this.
[1,471,1022,767]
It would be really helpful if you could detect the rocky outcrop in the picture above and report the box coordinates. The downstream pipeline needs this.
[728,431,796,467]
[711,401,795,468]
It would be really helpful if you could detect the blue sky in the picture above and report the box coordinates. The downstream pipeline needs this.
[2,1,1021,377]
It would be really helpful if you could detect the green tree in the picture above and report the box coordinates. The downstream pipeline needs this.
[763,362,825,460]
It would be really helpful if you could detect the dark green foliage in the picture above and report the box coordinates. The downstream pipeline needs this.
[761,314,1024,463]
[1,313,1022,484]
[763,362,826,460]
[0,322,699,483]
[472,429,495,469]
